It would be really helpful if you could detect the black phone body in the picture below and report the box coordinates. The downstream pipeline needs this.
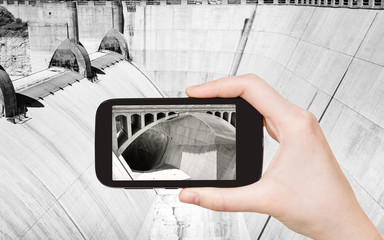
[95,98,263,188]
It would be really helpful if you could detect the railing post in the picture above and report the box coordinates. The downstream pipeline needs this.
[331,0,335,6]
[368,0,374,7]
[141,113,145,128]
[126,114,133,138]
[285,0,289,4]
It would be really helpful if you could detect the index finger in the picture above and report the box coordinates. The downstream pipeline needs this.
[186,74,296,122]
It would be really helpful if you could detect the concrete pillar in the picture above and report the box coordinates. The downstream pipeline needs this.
[181,0,188,4]
[141,113,145,128]
[14,1,19,5]
[331,0,335,5]
[112,115,118,153]
[160,0,167,5]
[273,0,278,4]
[112,0,124,34]
[140,0,147,6]
[258,0,264,3]
[68,1,79,44]
[222,0,228,3]
[154,113,158,121]
[241,0,247,4]
[357,0,362,7]
[368,0,374,7]
[285,0,290,4]
[126,114,133,138]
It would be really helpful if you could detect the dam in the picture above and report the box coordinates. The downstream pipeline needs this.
[0,0,384,239]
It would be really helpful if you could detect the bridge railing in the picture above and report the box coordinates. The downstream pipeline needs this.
[122,0,383,9]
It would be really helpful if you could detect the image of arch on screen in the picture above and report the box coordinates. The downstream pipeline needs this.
[112,104,236,181]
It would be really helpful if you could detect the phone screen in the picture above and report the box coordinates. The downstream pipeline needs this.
[112,104,236,181]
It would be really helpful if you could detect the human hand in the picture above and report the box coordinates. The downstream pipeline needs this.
[179,74,382,240]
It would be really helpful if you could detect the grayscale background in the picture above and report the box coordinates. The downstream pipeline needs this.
[0,0,383,239]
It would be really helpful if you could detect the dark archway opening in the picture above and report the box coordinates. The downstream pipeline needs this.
[230,112,236,127]
[157,112,166,120]
[145,113,154,126]
[116,115,128,148]
[223,112,229,121]
[131,114,141,135]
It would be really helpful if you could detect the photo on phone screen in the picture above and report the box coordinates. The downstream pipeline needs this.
[112,104,236,181]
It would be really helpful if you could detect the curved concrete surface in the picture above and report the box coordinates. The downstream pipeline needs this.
[0,59,162,239]
[0,2,383,239]
[125,4,384,238]
[122,113,236,180]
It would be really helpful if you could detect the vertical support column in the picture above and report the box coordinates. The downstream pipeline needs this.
[160,0,167,5]
[285,0,290,4]
[141,0,147,6]
[273,0,278,4]
[154,113,158,121]
[126,114,133,138]
[112,115,118,153]
[181,0,188,4]
[141,112,145,128]
[331,0,335,6]
[202,0,209,4]
[368,0,374,7]
[241,0,247,4]
[258,0,264,3]
[68,1,79,44]
[222,0,228,3]
[112,0,124,33]
[357,0,362,7]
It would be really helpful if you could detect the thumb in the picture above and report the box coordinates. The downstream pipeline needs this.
[178,181,269,213]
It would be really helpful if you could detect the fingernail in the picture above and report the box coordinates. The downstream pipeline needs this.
[180,191,200,205]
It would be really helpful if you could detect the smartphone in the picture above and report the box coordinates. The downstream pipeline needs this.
[95,98,263,188]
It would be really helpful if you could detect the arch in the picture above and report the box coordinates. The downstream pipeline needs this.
[230,112,236,127]
[131,114,142,135]
[49,39,94,79]
[0,65,17,118]
[98,28,130,60]
[223,112,229,121]
[206,111,213,114]
[168,112,176,116]
[145,113,154,126]
[215,111,221,117]
[157,112,166,120]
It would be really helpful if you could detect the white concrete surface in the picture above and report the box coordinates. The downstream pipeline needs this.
[126,4,384,238]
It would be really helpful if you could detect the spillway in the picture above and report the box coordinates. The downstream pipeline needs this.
[0,1,384,239]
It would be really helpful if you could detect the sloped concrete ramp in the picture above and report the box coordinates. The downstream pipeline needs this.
[0,60,162,239]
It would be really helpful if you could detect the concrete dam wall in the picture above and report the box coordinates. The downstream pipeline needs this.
[0,2,383,239]
[125,3,384,237]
